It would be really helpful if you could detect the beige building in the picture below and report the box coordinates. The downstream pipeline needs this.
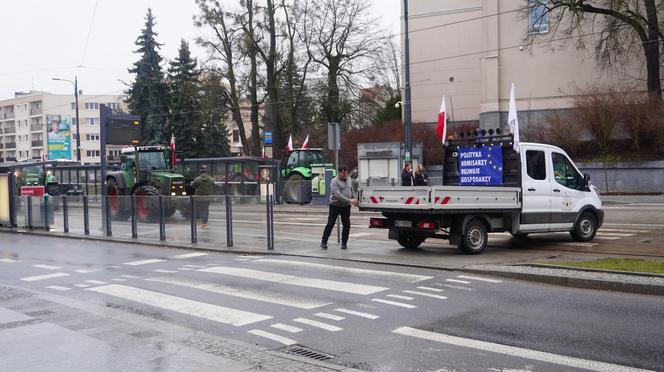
[0,91,126,164]
[405,0,645,132]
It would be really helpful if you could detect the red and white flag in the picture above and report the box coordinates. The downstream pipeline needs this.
[436,95,447,143]
[301,134,310,149]
[169,134,176,165]
[287,134,293,152]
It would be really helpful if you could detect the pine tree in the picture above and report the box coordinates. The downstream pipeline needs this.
[168,39,200,160]
[198,71,231,157]
[126,9,170,145]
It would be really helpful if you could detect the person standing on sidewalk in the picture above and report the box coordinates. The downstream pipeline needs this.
[191,167,215,229]
[321,165,358,250]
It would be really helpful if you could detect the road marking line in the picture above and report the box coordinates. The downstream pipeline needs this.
[32,264,61,270]
[387,294,414,300]
[86,284,271,326]
[248,330,297,346]
[600,228,649,233]
[348,232,374,237]
[154,269,178,273]
[393,327,651,372]
[107,265,122,269]
[416,286,444,292]
[20,272,69,282]
[85,280,107,285]
[403,290,448,300]
[170,252,208,259]
[199,266,388,295]
[121,275,141,279]
[74,284,91,288]
[145,276,330,309]
[333,308,380,319]
[178,267,194,271]
[596,232,634,237]
[111,278,127,282]
[0,258,19,263]
[74,269,98,274]
[371,298,417,309]
[293,318,343,332]
[314,312,345,321]
[124,259,165,266]
[445,279,470,284]
[561,242,598,247]
[439,284,475,291]
[457,275,502,283]
[235,258,251,261]
[270,323,303,333]
[46,285,71,291]
[254,259,433,283]
[184,265,206,268]
[593,236,621,241]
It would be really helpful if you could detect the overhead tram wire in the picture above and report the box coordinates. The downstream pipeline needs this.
[80,0,100,66]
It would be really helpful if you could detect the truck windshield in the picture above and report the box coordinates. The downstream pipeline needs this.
[138,151,167,171]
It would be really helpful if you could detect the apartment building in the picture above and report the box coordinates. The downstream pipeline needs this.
[0,91,126,164]
[405,0,646,131]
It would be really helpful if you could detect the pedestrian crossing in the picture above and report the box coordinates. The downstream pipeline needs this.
[3,255,504,348]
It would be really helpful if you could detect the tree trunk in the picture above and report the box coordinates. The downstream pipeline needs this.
[264,0,283,158]
[643,0,661,102]
[326,59,340,123]
[247,0,260,157]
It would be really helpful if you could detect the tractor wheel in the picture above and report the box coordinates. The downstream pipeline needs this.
[284,173,304,204]
[107,179,129,221]
[134,185,160,223]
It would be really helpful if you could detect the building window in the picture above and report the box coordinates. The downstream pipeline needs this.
[85,133,100,141]
[71,102,76,110]
[86,118,97,125]
[86,150,101,157]
[232,130,239,142]
[106,103,119,109]
[84,102,99,110]
[528,0,549,34]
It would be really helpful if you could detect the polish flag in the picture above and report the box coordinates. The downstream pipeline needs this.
[436,95,447,143]
[169,134,176,165]
[287,134,293,152]
[301,134,310,149]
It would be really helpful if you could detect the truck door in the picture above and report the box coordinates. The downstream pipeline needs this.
[520,148,550,231]
[549,151,588,231]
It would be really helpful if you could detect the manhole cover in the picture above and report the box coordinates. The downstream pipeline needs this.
[280,345,335,361]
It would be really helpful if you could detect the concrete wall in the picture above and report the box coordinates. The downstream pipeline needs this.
[577,161,664,194]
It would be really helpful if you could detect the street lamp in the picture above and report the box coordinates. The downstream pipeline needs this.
[52,76,81,162]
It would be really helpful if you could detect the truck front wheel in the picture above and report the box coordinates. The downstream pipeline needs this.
[458,219,488,254]
[571,212,597,242]
[397,234,425,249]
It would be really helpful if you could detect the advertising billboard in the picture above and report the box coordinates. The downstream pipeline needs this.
[47,115,72,160]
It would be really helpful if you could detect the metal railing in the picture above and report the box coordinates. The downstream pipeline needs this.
[5,142,16,149]
[30,124,42,131]
[4,127,15,134]
[31,140,43,147]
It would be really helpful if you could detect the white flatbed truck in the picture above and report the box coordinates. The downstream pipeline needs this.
[359,135,603,254]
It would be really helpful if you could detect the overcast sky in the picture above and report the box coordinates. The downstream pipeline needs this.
[0,0,400,101]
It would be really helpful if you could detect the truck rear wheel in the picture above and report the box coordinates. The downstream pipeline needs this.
[458,219,488,254]
[284,173,305,204]
[107,179,129,221]
[397,234,425,249]
[134,185,160,223]
[571,212,597,242]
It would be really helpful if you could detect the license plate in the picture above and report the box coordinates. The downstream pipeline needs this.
[394,220,412,228]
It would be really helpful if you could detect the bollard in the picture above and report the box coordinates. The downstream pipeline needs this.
[63,197,69,233]
[105,195,112,237]
[190,196,197,244]
[158,195,165,241]
[83,195,90,235]
[266,193,272,250]
[269,195,274,250]
[225,195,233,247]
[130,195,137,239]
[27,196,33,229]
[43,195,50,231]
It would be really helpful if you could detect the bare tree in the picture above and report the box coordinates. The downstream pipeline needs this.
[194,0,252,155]
[526,0,663,101]
[301,0,386,126]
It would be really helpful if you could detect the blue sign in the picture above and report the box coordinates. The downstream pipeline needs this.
[264,131,272,144]
[459,146,503,185]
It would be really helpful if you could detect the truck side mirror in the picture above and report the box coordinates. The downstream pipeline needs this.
[584,173,591,182]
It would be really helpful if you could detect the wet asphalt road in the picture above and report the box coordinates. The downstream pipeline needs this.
[0,233,662,371]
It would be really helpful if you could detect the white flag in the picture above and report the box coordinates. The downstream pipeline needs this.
[287,134,293,151]
[508,83,520,153]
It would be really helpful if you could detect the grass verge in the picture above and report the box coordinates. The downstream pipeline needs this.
[547,258,664,274]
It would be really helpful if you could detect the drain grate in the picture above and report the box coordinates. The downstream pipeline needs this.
[281,345,335,361]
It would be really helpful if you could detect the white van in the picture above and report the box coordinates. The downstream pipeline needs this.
[359,136,603,254]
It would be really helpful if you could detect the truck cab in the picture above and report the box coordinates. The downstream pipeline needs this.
[360,134,603,254]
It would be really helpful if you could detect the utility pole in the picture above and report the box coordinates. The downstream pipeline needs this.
[403,0,412,162]
[52,76,82,162]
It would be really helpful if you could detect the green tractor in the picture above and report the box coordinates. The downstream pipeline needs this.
[106,145,187,222]
[281,148,335,203]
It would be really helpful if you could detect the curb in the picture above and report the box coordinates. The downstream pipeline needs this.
[459,268,664,296]
[514,263,664,279]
